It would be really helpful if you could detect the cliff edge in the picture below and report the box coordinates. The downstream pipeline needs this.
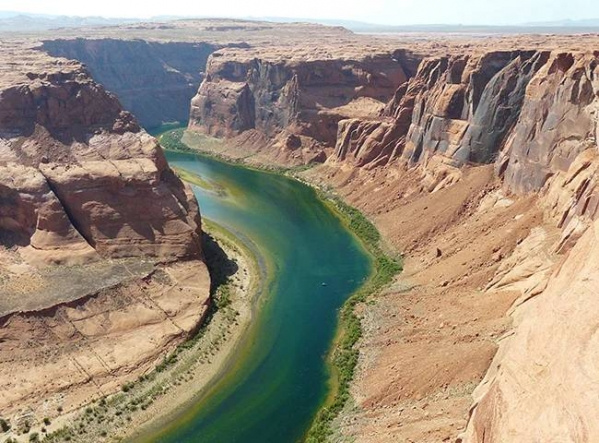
[0,42,210,421]
[184,31,599,443]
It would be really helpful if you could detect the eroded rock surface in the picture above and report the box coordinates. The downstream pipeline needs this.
[4,21,599,443]
[189,47,421,164]
[0,43,209,423]
[0,46,202,263]
[185,29,599,443]
[42,39,223,129]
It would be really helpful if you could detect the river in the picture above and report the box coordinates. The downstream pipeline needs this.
[149,140,372,442]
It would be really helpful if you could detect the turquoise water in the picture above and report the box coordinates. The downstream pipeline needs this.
[153,148,371,442]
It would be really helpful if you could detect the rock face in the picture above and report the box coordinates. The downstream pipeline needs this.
[0,46,210,420]
[463,220,599,443]
[328,49,599,443]
[327,49,599,241]
[0,164,96,264]
[0,259,210,417]
[330,50,599,443]
[187,36,599,442]
[330,51,549,168]
[42,39,222,129]
[189,49,421,149]
[3,24,599,442]
[0,55,202,263]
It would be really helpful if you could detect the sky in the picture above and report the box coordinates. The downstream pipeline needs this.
[0,0,598,25]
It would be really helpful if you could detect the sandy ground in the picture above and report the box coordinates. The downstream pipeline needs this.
[164,133,546,442]
[20,130,564,443]
[120,222,260,442]
[299,162,561,442]
[0,257,210,441]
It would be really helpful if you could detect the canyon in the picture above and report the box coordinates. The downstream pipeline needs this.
[164,27,599,442]
[1,18,599,442]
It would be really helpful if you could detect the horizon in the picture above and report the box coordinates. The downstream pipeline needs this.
[0,0,598,27]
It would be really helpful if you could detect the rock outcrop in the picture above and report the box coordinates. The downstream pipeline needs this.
[0,52,202,263]
[41,39,222,129]
[0,260,210,418]
[0,164,97,265]
[329,51,549,169]
[326,49,599,243]
[462,219,599,443]
[189,48,421,151]
[0,45,209,421]
[327,49,599,443]
[186,32,599,442]
[3,21,599,443]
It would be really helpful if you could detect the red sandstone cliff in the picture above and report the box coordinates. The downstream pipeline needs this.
[0,55,202,263]
[186,37,599,442]
[331,50,599,443]
[0,46,210,421]
[189,47,421,163]
[2,22,597,442]
[41,39,228,129]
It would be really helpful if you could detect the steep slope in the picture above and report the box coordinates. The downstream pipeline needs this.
[11,23,599,441]
[188,47,421,164]
[186,35,599,442]
[0,43,210,421]
[0,52,202,262]
[327,49,599,443]
[41,39,222,129]
[39,20,381,131]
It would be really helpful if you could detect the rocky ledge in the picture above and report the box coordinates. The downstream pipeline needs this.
[0,43,210,422]
[185,30,599,443]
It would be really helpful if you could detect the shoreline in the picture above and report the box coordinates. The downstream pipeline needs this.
[34,128,398,443]
[39,219,264,443]
[161,128,403,442]
[127,219,272,442]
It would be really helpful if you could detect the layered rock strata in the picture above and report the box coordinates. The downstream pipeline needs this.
[330,49,599,443]
[0,46,209,421]
[4,23,599,442]
[42,39,223,129]
[189,48,421,163]
[187,36,599,442]
[0,50,202,263]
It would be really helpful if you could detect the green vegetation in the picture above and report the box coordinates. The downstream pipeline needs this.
[43,425,74,442]
[171,166,218,192]
[158,126,401,442]
[21,420,31,435]
[156,128,190,152]
[160,128,317,176]
[305,197,402,442]
[42,215,253,443]
[146,122,187,137]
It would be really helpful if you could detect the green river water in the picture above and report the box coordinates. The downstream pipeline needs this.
[150,140,372,442]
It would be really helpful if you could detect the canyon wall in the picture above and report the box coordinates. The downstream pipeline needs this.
[0,60,203,262]
[189,48,421,160]
[41,39,229,129]
[0,47,210,419]
[333,50,599,443]
[188,41,599,442]
[331,50,549,169]
[9,25,599,441]
[330,48,599,218]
